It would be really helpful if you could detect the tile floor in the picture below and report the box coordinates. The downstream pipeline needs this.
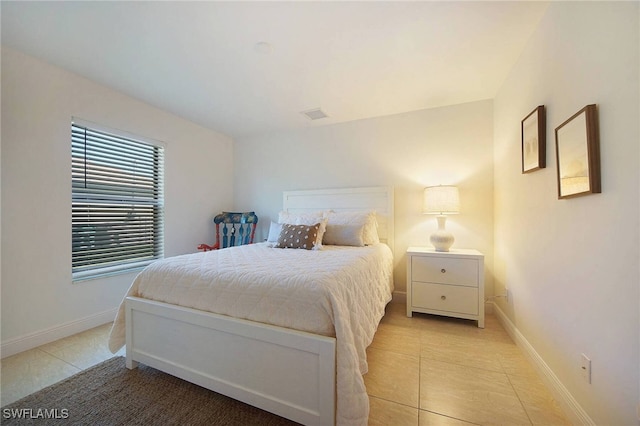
[1,303,570,425]
[1,323,124,407]
[366,303,570,425]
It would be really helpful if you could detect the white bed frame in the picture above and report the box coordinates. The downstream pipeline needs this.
[125,186,394,425]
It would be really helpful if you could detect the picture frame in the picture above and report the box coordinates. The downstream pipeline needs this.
[521,105,546,173]
[554,104,601,199]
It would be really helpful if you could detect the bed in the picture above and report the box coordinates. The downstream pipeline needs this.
[108,186,395,426]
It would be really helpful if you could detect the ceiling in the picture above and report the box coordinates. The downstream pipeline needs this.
[1,1,549,139]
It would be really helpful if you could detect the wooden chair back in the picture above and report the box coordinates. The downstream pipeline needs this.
[198,211,258,251]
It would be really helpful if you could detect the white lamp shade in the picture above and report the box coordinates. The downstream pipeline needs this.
[423,185,460,215]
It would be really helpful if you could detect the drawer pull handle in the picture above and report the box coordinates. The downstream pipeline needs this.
[441,268,446,273]
[441,295,446,300]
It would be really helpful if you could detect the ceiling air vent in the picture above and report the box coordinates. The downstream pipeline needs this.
[301,108,328,120]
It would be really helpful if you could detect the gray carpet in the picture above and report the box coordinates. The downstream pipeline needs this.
[1,356,300,425]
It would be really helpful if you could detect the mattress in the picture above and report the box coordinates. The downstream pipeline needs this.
[108,242,394,425]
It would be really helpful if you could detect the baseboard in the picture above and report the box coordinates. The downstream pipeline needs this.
[1,308,118,359]
[391,291,406,305]
[492,303,595,426]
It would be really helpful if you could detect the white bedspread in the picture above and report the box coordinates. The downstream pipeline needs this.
[108,242,393,426]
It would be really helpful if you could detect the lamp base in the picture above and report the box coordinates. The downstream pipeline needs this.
[430,231,454,252]
[430,215,454,252]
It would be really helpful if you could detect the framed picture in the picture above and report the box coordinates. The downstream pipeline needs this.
[521,105,546,173]
[554,104,601,199]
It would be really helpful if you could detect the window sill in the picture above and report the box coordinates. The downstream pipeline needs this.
[72,260,158,283]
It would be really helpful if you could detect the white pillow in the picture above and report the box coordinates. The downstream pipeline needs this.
[322,224,365,247]
[326,210,379,245]
[278,211,328,249]
[267,221,283,243]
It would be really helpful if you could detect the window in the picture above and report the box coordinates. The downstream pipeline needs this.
[71,121,164,281]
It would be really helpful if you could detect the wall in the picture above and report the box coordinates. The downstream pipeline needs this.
[233,100,494,298]
[493,2,639,424]
[1,47,234,354]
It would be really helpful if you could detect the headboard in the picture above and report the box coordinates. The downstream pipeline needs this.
[282,186,394,253]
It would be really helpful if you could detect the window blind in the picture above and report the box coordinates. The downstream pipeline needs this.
[71,122,164,281]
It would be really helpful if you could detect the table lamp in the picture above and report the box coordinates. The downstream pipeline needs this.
[423,185,460,252]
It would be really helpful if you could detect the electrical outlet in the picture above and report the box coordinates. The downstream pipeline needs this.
[580,353,591,384]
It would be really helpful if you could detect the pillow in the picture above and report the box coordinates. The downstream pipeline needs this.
[326,210,379,245]
[267,221,283,243]
[278,210,328,249]
[274,223,320,250]
[322,224,365,247]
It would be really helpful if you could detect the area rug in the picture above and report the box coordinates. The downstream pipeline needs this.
[1,356,299,425]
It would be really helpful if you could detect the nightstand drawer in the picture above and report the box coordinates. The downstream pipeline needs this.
[412,282,479,315]
[411,256,478,287]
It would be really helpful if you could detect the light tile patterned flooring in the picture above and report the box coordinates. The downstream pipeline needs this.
[1,324,124,407]
[1,303,570,425]
[366,303,570,425]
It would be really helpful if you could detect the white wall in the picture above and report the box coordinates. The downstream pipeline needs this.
[493,2,639,424]
[1,47,234,352]
[233,100,494,297]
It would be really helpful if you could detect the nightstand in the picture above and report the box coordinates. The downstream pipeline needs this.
[406,247,485,328]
